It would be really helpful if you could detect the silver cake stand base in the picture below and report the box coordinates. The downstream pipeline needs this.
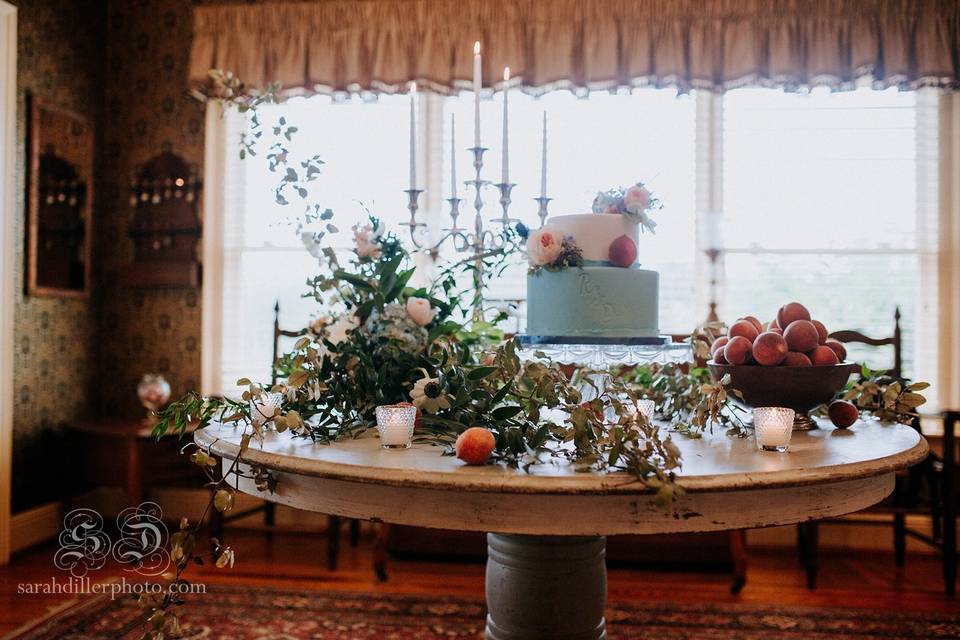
[516,335,692,367]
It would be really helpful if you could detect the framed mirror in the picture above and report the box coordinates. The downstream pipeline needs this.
[26,96,92,297]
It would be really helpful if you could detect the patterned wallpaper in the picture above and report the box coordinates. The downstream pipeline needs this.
[95,0,204,419]
[11,0,103,511]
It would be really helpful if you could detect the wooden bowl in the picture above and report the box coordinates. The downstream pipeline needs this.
[707,363,857,430]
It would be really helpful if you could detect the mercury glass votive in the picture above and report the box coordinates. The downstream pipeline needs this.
[753,406,795,452]
[375,404,417,449]
[637,399,656,422]
[250,392,283,428]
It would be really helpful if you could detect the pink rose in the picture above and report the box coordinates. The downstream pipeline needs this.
[353,223,382,259]
[526,227,564,266]
[623,185,651,213]
[406,296,435,326]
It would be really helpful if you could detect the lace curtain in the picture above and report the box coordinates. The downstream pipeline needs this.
[189,0,960,96]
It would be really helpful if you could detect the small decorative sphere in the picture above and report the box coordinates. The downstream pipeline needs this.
[783,320,819,353]
[724,335,753,365]
[752,331,788,366]
[455,427,496,465]
[828,400,859,428]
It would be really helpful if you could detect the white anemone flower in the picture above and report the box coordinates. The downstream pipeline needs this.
[410,377,451,414]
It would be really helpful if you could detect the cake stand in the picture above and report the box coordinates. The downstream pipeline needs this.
[516,334,692,367]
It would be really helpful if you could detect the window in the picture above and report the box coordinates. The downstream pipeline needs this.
[203,85,942,409]
[715,87,939,404]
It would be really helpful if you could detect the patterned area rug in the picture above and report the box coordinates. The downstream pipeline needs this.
[10,583,960,639]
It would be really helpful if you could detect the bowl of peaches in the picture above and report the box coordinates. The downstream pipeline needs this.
[707,302,857,430]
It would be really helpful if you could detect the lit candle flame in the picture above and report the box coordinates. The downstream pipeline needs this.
[503,67,510,82]
[474,41,481,55]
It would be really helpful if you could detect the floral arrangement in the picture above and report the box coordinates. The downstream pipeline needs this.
[139,72,928,640]
[592,181,661,233]
[522,224,583,274]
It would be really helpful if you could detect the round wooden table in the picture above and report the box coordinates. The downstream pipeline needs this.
[196,419,927,640]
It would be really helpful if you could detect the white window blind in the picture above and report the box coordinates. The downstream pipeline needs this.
[714,86,940,408]
[203,86,944,410]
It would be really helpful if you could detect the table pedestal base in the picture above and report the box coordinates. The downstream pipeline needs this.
[485,534,607,640]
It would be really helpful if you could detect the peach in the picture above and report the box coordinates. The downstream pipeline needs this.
[811,320,828,344]
[711,336,729,355]
[824,338,847,362]
[712,349,728,364]
[741,316,763,333]
[783,320,819,353]
[809,345,840,366]
[828,399,859,428]
[607,234,637,268]
[783,351,812,367]
[777,302,811,329]
[729,319,760,343]
[752,331,788,366]
[455,427,496,465]
[769,318,780,330]
[723,335,753,365]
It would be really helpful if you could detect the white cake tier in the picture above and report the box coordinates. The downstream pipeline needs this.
[548,213,639,263]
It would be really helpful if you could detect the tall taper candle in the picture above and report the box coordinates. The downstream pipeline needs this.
[409,82,417,189]
[501,67,510,184]
[450,113,457,198]
[539,111,548,198]
[473,41,482,148]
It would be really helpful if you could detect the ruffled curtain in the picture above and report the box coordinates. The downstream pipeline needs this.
[189,0,960,95]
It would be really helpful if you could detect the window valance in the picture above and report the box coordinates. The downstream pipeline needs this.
[189,0,960,95]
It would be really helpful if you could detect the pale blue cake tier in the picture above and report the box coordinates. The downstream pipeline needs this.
[526,266,660,338]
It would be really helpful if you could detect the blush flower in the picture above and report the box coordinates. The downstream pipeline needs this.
[353,223,382,259]
[526,226,565,266]
[623,184,651,213]
[326,313,359,345]
[405,296,435,326]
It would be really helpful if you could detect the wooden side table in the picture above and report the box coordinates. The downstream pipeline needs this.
[65,417,199,506]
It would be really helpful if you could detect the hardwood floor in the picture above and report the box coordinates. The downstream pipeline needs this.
[0,527,955,636]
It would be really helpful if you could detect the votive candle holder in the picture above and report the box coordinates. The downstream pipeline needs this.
[753,406,795,452]
[250,392,283,428]
[375,404,417,449]
[637,399,656,422]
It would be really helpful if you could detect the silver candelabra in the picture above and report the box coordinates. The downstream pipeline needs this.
[403,146,531,320]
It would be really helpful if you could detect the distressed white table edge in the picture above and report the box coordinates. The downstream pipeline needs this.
[196,419,928,536]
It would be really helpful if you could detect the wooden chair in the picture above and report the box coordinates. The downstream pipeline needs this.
[797,308,956,595]
[211,303,361,570]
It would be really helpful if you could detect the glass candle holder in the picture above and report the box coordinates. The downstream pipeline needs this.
[753,406,795,452]
[250,392,283,428]
[637,399,656,422]
[375,404,417,449]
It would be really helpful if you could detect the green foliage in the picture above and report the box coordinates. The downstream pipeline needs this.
[838,364,928,425]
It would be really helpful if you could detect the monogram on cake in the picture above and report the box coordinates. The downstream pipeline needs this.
[524,182,661,341]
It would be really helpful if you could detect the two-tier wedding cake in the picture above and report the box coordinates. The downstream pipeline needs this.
[524,182,661,340]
